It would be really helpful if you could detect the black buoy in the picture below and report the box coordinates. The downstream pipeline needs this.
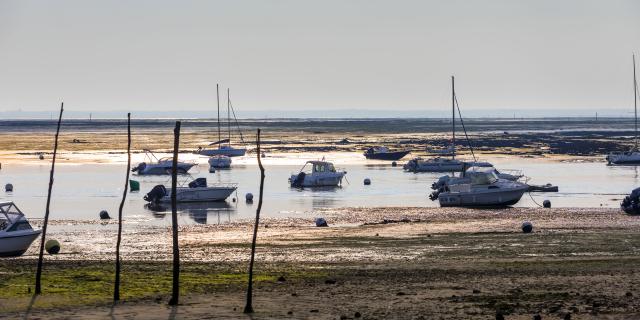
[543,200,551,208]
[245,193,254,203]
[364,178,371,185]
[391,161,397,167]
[5,183,13,192]
[522,221,533,233]
[39,154,44,160]
[315,217,328,227]
[99,210,111,219]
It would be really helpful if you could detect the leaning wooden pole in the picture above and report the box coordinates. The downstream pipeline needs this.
[114,113,131,302]
[244,129,265,314]
[168,121,181,306]
[35,101,64,295]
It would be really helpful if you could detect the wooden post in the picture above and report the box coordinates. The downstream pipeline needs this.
[168,121,181,306]
[244,129,265,314]
[35,101,64,294]
[114,113,131,302]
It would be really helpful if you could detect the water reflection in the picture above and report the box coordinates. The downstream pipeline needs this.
[144,202,235,224]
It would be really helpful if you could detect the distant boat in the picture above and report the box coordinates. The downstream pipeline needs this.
[0,202,41,257]
[404,76,492,172]
[363,147,410,160]
[289,160,347,188]
[607,54,640,165]
[208,155,232,171]
[132,149,196,175]
[144,178,237,203]
[198,85,247,157]
[433,170,529,207]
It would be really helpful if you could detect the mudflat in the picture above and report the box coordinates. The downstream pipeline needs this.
[2,207,639,319]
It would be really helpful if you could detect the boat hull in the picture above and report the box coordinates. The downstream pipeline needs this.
[289,173,345,188]
[0,230,41,257]
[160,187,236,203]
[199,148,246,157]
[438,187,527,207]
[138,163,195,175]
[364,151,410,161]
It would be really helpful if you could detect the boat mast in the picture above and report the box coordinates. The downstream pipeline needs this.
[452,75,456,159]
[634,54,638,150]
[227,88,231,147]
[217,84,221,150]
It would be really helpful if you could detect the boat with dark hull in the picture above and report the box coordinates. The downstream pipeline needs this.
[363,147,410,161]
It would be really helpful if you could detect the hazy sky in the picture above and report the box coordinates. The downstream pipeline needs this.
[1,0,639,116]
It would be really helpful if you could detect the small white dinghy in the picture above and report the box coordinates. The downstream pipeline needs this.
[289,160,347,188]
[208,155,232,171]
[144,178,237,203]
[0,202,41,257]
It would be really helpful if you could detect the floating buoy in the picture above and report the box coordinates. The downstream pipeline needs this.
[364,178,371,185]
[45,239,61,254]
[5,183,13,192]
[391,161,397,167]
[522,221,533,233]
[99,210,111,219]
[39,154,44,160]
[315,217,328,227]
[245,193,254,203]
[543,200,551,208]
[129,179,140,192]
[261,153,266,158]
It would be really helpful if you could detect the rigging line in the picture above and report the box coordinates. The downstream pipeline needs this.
[453,93,477,163]
[228,98,246,144]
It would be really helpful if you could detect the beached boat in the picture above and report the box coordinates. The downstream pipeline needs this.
[208,155,232,171]
[607,54,640,165]
[132,149,195,175]
[289,160,347,188]
[363,147,410,161]
[144,178,237,203]
[0,202,41,257]
[434,170,529,207]
[198,86,247,157]
[621,187,640,214]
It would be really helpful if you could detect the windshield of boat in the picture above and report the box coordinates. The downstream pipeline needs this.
[0,203,24,228]
[310,162,336,173]
[470,172,498,185]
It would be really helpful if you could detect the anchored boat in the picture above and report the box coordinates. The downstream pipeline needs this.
[208,155,232,171]
[198,86,247,157]
[0,202,41,257]
[363,147,410,161]
[607,54,640,165]
[433,170,529,207]
[144,178,237,203]
[289,160,347,188]
[132,149,195,175]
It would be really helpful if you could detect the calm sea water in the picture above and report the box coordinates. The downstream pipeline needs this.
[0,153,635,226]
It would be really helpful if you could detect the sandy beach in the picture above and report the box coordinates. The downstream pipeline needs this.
[2,207,640,319]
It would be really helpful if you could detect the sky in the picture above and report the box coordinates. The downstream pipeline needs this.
[1,0,639,118]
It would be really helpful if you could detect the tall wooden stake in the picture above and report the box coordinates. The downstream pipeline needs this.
[244,129,265,314]
[168,121,181,306]
[114,113,131,302]
[35,101,64,295]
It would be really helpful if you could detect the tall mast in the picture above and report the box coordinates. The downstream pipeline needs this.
[452,76,456,159]
[227,88,231,147]
[217,84,221,149]
[634,54,638,150]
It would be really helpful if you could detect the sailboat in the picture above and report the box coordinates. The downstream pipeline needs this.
[607,54,640,165]
[403,76,492,172]
[198,85,247,158]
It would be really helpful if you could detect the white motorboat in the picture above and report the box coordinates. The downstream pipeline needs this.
[132,149,196,175]
[208,155,232,171]
[434,171,529,207]
[198,85,247,157]
[607,54,640,165]
[289,160,347,188]
[144,178,237,203]
[403,157,492,173]
[431,166,524,190]
[0,202,41,257]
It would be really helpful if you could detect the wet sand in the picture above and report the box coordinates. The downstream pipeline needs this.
[3,207,640,319]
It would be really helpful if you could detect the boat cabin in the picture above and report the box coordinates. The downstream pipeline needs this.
[303,161,337,174]
[0,202,34,232]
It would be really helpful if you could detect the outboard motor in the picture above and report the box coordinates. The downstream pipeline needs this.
[144,185,167,202]
[188,178,207,188]
[291,172,306,188]
[622,187,640,214]
[429,190,440,201]
[132,162,147,173]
